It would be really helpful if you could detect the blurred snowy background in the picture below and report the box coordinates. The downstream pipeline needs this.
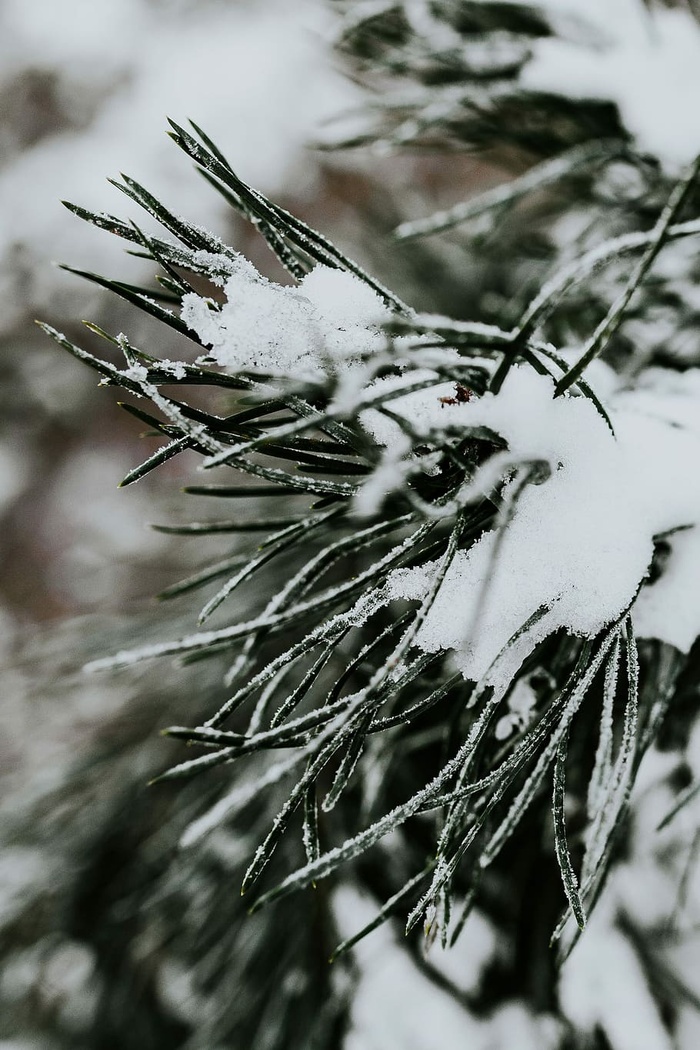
[3,1,700,1048]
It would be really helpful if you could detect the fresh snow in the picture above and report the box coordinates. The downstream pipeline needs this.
[182,260,390,377]
[558,741,700,1050]
[495,677,537,741]
[392,0,700,171]
[560,907,674,1050]
[377,363,700,680]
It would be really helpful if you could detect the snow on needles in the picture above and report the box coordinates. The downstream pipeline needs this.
[182,260,390,377]
[0,0,358,334]
[183,257,700,683]
[378,365,700,682]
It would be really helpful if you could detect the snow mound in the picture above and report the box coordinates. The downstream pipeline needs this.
[182,261,390,377]
[380,366,700,680]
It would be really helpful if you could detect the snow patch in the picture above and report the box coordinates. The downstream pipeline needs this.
[379,366,700,680]
[181,240,700,677]
[182,261,390,377]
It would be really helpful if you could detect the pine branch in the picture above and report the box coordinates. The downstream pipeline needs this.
[46,106,700,1001]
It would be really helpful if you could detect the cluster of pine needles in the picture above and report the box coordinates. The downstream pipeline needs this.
[41,107,699,966]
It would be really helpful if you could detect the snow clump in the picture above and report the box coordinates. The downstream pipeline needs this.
[377,365,700,681]
[182,259,390,378]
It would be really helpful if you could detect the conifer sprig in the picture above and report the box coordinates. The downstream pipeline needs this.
[46,119,693,964]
